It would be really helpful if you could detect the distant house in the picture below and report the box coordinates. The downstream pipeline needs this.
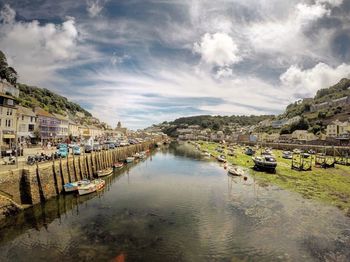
[292,130,317,141]
[326,120,350,138]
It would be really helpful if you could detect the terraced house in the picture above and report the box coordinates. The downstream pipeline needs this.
[17,105,37,144]
[34,107,60,143]
[0,81,19,150]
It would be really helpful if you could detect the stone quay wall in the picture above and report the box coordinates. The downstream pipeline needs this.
[0,141,159,207]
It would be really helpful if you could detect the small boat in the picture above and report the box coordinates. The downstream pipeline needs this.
[92,179,105,191]
[227,151,235,156]
[282,151,293,159]
[228,166,244,176]
[139,152,146,159]
[125,156,135,163]
[64,179,90,193]
[245,147,255,156]
[252,155,277,172]
[113,162,124,169]
[97,167,113,177]
[133,152,140,159]
[217,155,227,162]
[201,151,211,157]
[78,179,105,196]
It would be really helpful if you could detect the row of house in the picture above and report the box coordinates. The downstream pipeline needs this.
[0,81,127,150]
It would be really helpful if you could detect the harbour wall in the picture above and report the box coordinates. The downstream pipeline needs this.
[0,141,158,209]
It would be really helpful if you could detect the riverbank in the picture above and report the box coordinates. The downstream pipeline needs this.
[198,141,350,215]
[0,140,163,221]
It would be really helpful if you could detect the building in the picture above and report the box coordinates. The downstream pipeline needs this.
[115,121,127,135]
[0,81,18,149]
[68,120,80,139]
[17,106,37,144]
[326,120,350,137]
[292,130,317,142]
[53,113,69,140]
[35,107,60,143]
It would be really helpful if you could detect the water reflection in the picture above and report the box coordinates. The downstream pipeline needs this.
[0,143,349,262]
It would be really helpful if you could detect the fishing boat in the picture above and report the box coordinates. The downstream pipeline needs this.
[64,179,90,193]
[125,156,135,163]
[96,167,113,177]
[78,179,105,196]
[113,162,124,169]
[227,150,235,156]
[228,166,244,176]
[217,155,227,163]
[282,151,293,159]
[252,155,277,172]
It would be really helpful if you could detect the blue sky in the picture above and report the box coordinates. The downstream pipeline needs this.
[0,0,349,129]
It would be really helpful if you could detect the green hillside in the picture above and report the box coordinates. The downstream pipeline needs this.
[17,83,92,117]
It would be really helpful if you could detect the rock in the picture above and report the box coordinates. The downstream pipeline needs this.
[0,195,22,221]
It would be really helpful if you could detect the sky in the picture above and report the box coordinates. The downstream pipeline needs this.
[0,0,349,129]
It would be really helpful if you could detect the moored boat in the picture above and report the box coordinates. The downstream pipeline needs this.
[96,167,113,177]
[245,147,255,156]
[282,151,293,159]
[113,162,124,169]
[252,155,277,172]
[125,156,135,163]
[228,166,244,176]
[78,179,105,196]
[64,179,90,193]
[217,155,227,162]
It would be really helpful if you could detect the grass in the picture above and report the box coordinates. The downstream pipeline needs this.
[198,141,350,215]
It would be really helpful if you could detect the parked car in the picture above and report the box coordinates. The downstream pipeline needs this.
[108,143,115,149]
[93,144,102,151]
[102,144,109,150]
[85,145,93,153]
[73,146,81,155]
[57,144,69,158]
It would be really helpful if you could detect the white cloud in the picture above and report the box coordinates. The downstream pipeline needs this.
[193,33,242,67]
[86,0,106,18]
[215,67,232,79]
[280,63,350,97]
[0,4,15,24]
[0,5,86,86]
[317,0,343,7]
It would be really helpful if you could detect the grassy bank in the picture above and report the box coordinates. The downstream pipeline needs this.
[198,141,350,215]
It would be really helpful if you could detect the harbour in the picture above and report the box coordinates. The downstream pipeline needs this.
[0,143,349,261]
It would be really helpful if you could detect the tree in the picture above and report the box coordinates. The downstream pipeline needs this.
[0,50,17,85]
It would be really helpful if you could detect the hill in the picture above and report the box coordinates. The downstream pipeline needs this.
[17,83,92,117]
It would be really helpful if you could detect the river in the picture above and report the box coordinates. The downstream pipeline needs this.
[0,143,349,261]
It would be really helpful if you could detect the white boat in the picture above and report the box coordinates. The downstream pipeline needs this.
[96,167,113,177]
[201,151,211,157]
[217,155,227,162]
[78,179,105,195]
[228,166,244,176]
[126,156,135,163]
[64,179,90,193]
[133,152,140,159]
[282,151,293,159]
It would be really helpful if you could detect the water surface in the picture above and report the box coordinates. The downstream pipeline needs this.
[0,143,349,261]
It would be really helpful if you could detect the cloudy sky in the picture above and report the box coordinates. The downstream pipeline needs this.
[0,0,349,129]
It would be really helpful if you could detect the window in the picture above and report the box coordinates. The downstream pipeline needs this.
[22,115,24,121]
[28,124,34,132]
